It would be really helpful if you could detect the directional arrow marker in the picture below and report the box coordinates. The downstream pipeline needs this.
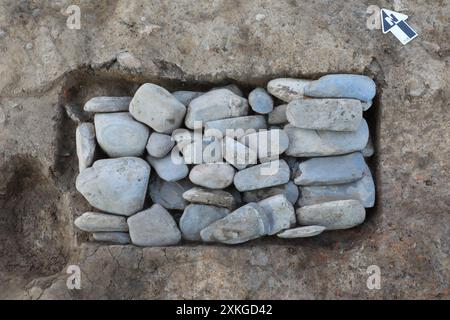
[380,8,418,45]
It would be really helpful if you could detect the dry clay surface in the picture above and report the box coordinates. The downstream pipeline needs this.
[0,0,449,299]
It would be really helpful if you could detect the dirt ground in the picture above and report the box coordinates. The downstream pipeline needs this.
[0,0,449,299]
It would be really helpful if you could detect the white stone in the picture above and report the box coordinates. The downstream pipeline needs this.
[189,163,235,189]
[267,78,311,102]
[74,212,128,232]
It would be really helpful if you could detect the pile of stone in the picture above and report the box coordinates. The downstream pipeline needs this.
[74,74,376,246]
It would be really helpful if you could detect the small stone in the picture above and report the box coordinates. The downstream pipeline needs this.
[117,52,142,69]
[130,83,186,133]
[76,157,150,216]
[128,204,181,246]
[248,87,274,114]
[234,160,290,191]
[277,226,326,238]
[146,148,189,182]
[284,119,369,157]
[93,232,131,244]
[76,123,96,172]
[362,136,375,157]
[239,129,289,161]
[172,91,204,105]
[185,89,248,129]
[200,203,271,244]
[205,115,267,139]
[213,84,244,97]
[222,136,257,170]
[268,104,288,124]
[25,42,33,50]
[182,187,236,210]
[75,212,128,232]
[149,177,193,210]
[255,13,266,21]
[304,74,376,102]
[267,78,311,102]
[286,99,363,131]
[242,181,299,204]
[84,96,132,113]
[146,132,174,158]
[297,199,365,230]
[294,152,367,186]
[95,112,150,157]
[189,163,235,189]
[180,204,230,241]
[257,195,295,235]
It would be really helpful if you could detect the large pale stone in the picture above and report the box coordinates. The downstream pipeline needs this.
[222,136,257,170]
[205,115,267,139]
[257,194,295,235]
[277,226,326,238]
[75,212,128,232]
[234,160,290,191]
[268,104,288,124]
[149,177,193,210]
[239,129,289,161]
[189,163,235,189]
[76,157,150,216]
[242,181,299,204]
[76,122,96,172]
[183,187,236,210]
[267,78,311,102]
[248,87,273,114]
[93,232,131,244]
[129,83,186,133]
[146,132,174,158]
[180,204,230,241]
[172,91,203,105]
[146,148,189,182]
[84,96,132,113]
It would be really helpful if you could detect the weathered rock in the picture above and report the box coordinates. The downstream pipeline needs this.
[149,177,193,210]
[127,204,181,246]
[185,89,248,129]
[129,83,186,133]
[239,129,289,161]
[180,204,230,241]
[95,112,150,157]
[146,148,189,182]
[234,160,290,191]
[267,78,311,102]
[268,104,288,124]
[296,199,365,230]
[200,203,271,244]
[76,157,150,216]
[84,96,132,113]
[75,212,128,232]
[172,91,203,105]
[183,187,236,210]
[286,99,362,131]
[304,74,376,102]
[294,152,367,185]
[222,136,257,170]
[93,232,131,244]
[284,119,369,157]
[242,181,299,204]
[257,194,295,235]
[76,123,96,172]
[189,163,235,189]
[146,132,174,158]
[205,115,267,139]
[362,136,374,157]
[248,87,273,114]
[277,226,326,238]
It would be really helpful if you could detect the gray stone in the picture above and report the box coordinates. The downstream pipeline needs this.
[248,87,274,114]
[76,157,150,216]
[93,232,131,244]
[180,204,230,241]
[242,181,299,204]
[222,136,257,170]
[172,90,203,105]
[284,119,369,157]
[294,152,367,186]
[277,226,326,238]
[268,104,288,124]
[362,136,375,157]
[146,132,174,158]
[189,163,235,189]
[257,194,295,235]
[304,74,376,102]
[239,129,289,161]
[84,96,132,113]
[200,203,271,244]
[95,112,150,157]
[129,83,186,133]
[127,204,181,246]
[76,123,96,172]
[267,78,311,102]
[233,160,290,191]
[296,199,366,230]
[205,115,267,139]
[149,177,193,210]
[75,212,128,232]
[286,99,363,131]
[185,89,248,129]
[183,187,236,210]
[146,148,189,182]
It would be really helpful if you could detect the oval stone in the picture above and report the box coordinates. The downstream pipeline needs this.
[180,204,230,241]
[268,104,288,125]
[267,78,311,102]
[146,148,189,182]
[189,163,235,189]
[204,115,267,139]
[84,96,132,113]
[75,212,128,232]
[146,132,174,158]
[248,87,274,114]
[233,160,290,192]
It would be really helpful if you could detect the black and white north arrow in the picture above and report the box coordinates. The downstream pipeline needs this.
[381,8,418,45]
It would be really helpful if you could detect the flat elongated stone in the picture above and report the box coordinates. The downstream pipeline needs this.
[297,169,375,208]
[205,115,267,139]
[95,112,150,157]
[146,132,174,158]
[294,152,367,186]
[257,194,295,235]
[76,157,150,216]
[277,226,326,238]
[180,204,230,241]
[234,160,290,191]
[149,177,193,210]
[129,83,186,133]
[284,119,369,157]
[84,96,132,113]
[222,137,257,170]
[75,212,128,232]
[304,74,376,102]
[297,199,365,230]
[268,104,288,124]
[248,87,273,114]
[93,232,131,244]
[239,129,289,161]
[243,181,299,204]
[183,187,236,210]
[267,78,311,102]
[146,149,189,182]
[200,203,271,244]
[76,123,96,172]
[172,91,203,105]
[286,99,362,131]
[189,163,235,189]
[128,204,181,246]
[185,89,248,129]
